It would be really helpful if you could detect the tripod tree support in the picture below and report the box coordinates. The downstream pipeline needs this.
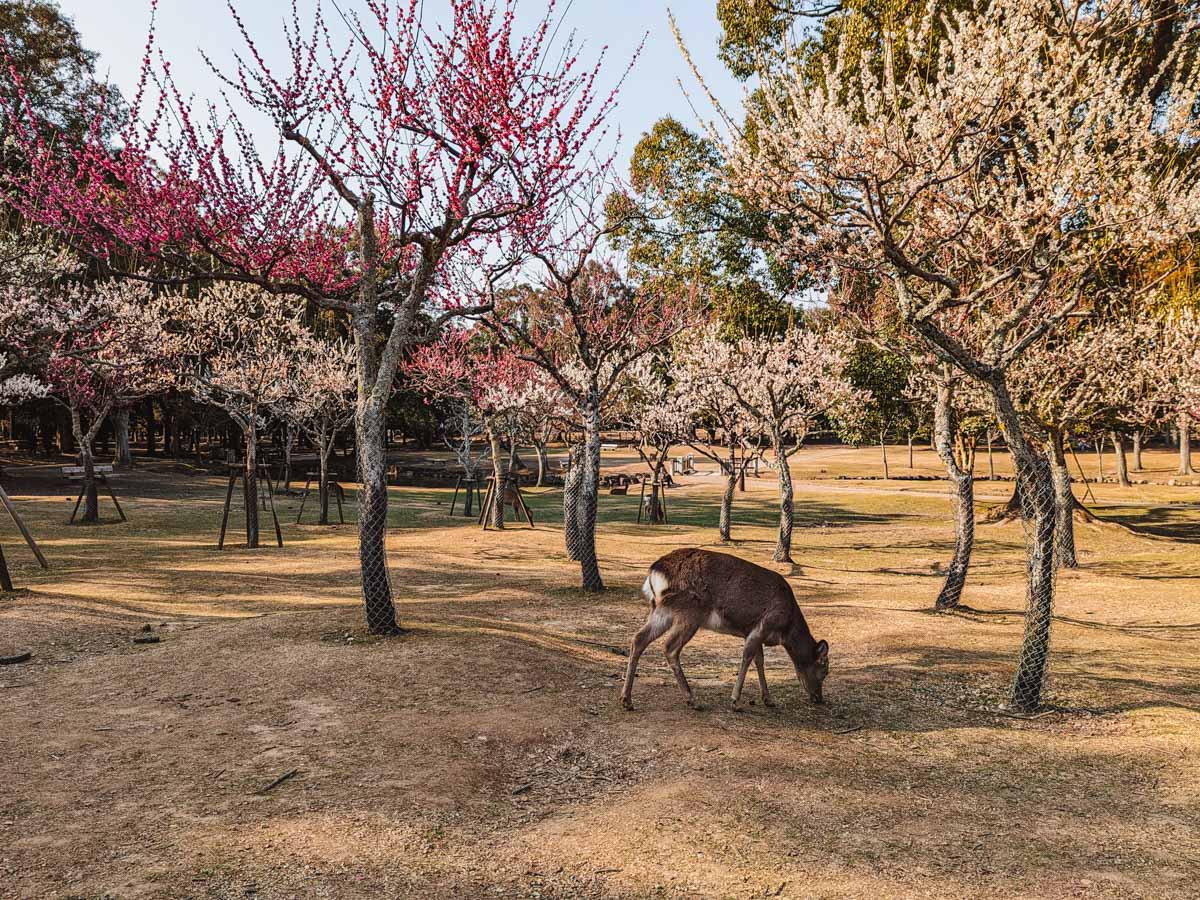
[479,475,535,529]
[449,476,484,518]
[295,473,346,524]
[218,464,283,549]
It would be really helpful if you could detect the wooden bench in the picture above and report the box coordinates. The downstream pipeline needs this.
[61,465,126,523]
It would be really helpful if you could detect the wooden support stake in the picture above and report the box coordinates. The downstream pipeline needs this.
[217,472,237,550]
[0,485,47,569]
[0,544,13,592]
[334,482,345,524]
[295,477,312,524]
[264,476,284,548]
[102,476,127,522]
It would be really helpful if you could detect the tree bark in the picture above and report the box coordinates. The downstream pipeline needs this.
[990,378,1057,712]
[908,433,914,468]
[112,407,132,469]
[535,443,548,488]
[772,436,794,563]
[563,443,582,561]
[1177,411,1195,475]
[348,194,400,635]
[719,462,737,543]
[69,405,100,523]
[933,376,973,610]
[488,428,506,529]
[145,398,158,457]
[577,400,604,591]
[1132,429,1143,471]
[1111,431,1131,487]
[1048,429,1078,570]
[318,434,333,525]
[243,419,260,549]
[281,424,296,495]
[880,434,890,479]
[986,429,996,480]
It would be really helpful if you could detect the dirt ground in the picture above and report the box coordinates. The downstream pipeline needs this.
[0,444,1198,899]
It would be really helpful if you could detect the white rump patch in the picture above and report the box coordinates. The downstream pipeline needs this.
[642,568,669,604]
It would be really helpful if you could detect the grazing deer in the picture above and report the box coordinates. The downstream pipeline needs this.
[620,548,829,710]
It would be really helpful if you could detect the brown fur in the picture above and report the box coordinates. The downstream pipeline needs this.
[620,548,829,710]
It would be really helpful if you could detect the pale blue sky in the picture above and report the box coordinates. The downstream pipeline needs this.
[55,0,746,176]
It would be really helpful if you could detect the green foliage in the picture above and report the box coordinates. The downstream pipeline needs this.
[835,343,919,444]
[608,116,802,339]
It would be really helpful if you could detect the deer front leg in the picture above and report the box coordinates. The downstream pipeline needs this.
[663,619,702,709]
[732,632,764,709]
[620,608,671,710]
[755,648,775,707]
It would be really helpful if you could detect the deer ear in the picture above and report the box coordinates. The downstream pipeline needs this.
[814,640,828,663]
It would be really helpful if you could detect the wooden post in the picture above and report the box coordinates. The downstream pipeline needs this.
[0,544,14,592]
[0,485,48,569]
[217,470,238,549]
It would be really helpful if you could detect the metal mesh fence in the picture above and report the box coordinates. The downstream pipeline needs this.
[356,449,397,634]
[1010,453,1058,712]
[563,443,584,561]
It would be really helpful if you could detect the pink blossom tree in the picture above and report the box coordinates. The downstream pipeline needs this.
[486,252,695,591]
[405,329,535,529]
[0,280,170,522]
[3,0,622,633]
[709,0,1200,708]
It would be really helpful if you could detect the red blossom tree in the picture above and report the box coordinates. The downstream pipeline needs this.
[2,0,623,633]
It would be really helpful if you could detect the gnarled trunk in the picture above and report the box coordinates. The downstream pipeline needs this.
[772,436,794,563]
[488,428,506,529]
[563,443,583,561]
[356,398,399,632]
[1048,429,1077,570]
[719,462,737,543]
[991,379,1056,712]
[932,376,974,610]
[577,400,604,591]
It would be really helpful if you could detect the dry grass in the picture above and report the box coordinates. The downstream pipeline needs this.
[0,444,1198,899]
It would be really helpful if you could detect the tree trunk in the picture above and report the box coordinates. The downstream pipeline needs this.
[1095,434,1105,483]
[355,399,399,633]
[535,443,548,488]
[145,398,158,457]
[719,462,737,543]
[908,433,914,469]
[488,428,506,529]
[990,379,1056,712]
[987,429,996,480]
[243,420,260,549]
[1177,411,1194,475]
[1132,430,1143,471]
[772,437,794,563]
[112,407,132,469]
[70,406,100,523]
[1111,431,1131,487]
[933,376,973,610]
[576,401,604,591]
[563,443,583,561]
[1048,429,1077,570]
[318,437,332,525]
[281,424,295,495]
[880,433,890,479]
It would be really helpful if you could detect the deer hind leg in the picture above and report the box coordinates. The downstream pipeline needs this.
[663,618,703,709]
[732,630,765,709]
[620,607,672,710]
[755,647,775,707]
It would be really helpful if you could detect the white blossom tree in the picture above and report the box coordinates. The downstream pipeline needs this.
[0,281,170,522]
[673,323,766,543]
[620,355,695,524]
[157,284,308,547]
[707,0,1200,708]
[707,325,863,563]
[280,336,357,525]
